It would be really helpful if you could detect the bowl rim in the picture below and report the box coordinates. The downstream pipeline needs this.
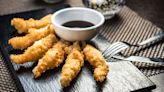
[51,7,105,31]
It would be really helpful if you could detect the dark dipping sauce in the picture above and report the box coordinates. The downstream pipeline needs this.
[62,21,94,28]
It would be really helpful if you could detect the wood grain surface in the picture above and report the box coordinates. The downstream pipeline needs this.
[13,61,156,92]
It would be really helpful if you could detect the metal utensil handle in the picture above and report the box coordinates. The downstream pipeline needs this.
[138,31,164,46]
[112,55,164,65]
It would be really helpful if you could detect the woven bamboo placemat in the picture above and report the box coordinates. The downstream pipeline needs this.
[99,6,164,77]
[0,6,163,91]
[0,54,18,92]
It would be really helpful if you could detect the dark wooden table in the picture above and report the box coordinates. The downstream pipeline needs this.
[0,0,163,92]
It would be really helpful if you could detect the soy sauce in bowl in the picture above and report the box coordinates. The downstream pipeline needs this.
[51,7,105,41]
[62,21,94,28]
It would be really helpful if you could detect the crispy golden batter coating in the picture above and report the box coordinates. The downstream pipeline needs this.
[60,42,84,87]
[8,25,55,49]
[10,34,57,64]
[83,44,109,82]
[32,40,70,78]
[11,14,52,33]
[64,41,81,55]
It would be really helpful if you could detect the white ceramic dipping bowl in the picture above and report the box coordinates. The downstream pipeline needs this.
[51,7,105,41]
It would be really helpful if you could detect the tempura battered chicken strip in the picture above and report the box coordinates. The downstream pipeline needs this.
[10,34,57,64]
[60,42,84,87]
[11,14,52,33]
[32,40,70,78]
[8,25,54,49]
[83,44,109,82]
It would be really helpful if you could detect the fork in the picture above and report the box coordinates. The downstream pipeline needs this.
[90,33,164,64]
[103,31,164,59]
[112,55,164,65]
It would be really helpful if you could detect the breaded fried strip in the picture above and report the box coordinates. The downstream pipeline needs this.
[64,41,81,55]
[10,34,57,64]
[32,40,70,78]
[60,42,84,87]
[83,44,109,82]
[8,25,54,49]
[11,14,52,33]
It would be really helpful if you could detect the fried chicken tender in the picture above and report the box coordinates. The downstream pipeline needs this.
[83,44,109,82]
[10,34,58,64]
[11,14,52,33]
[8,25,55,49]
[60,42,84,87]
[32,40,70,78]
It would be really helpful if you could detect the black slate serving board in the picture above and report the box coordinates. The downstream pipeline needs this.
[0,4,156,92]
